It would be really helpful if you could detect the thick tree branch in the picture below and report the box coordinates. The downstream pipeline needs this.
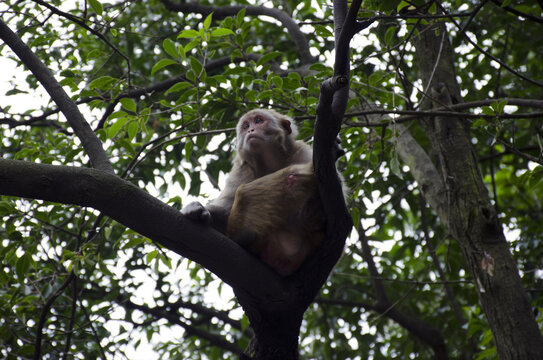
[0,158,306,310]
[0,20,114,173]
[413,18,543,357]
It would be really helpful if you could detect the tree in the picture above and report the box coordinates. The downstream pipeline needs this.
[1,0,542,359]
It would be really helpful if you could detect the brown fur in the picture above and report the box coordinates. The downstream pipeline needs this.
[227,163,325,276]
[184,109,325,276]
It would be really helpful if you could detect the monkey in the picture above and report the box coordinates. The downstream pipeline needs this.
[182,109,339,275]
[182,109,312,234]
[226,162,325,276]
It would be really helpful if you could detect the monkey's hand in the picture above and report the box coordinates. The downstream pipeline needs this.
[334,136,345,160]
[181,201,212,225]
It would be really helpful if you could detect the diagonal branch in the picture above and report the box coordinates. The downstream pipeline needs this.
[0,20,114,174]
[0,158,302,309]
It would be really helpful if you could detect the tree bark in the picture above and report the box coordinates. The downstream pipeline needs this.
[413,20,543,358]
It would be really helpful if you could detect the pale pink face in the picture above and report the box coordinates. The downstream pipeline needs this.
[237,111,292,152]
[239,112,269,146]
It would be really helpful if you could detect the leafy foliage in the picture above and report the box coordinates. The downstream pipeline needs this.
[1,0,542,359]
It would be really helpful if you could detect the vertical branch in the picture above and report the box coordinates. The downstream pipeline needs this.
[304,0,374,292]
[313,0,371,223]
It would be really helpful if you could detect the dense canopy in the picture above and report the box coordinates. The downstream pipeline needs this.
[1,0,542,359]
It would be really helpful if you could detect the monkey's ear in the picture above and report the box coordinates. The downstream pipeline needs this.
[280,119,292,135]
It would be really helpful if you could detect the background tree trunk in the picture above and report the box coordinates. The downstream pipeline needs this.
[413,20,543,358]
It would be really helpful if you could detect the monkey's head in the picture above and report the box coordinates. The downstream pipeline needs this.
[236,109,298,158]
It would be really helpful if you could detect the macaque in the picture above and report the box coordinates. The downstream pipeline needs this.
[182,109,312,232]
[226,162,325,276]
[182,109,330,275]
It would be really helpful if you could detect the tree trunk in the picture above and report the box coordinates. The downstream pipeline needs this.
[413,20,543,358]
[243,310,302,360]
[236,288,304,360]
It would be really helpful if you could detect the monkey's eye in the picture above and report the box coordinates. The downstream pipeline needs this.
[254,116,264,124]
[242,122,250,129]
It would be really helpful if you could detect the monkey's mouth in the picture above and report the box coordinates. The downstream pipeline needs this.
[246,135,263,143]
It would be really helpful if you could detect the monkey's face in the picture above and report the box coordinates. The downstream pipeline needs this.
[237,111,289,153]
[239,112,269,147]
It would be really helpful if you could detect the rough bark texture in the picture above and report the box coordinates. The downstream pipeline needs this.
[413,20,543,358]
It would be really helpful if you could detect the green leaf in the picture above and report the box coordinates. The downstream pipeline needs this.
[89,76,116,90]
[241,314,250,331]
[256,51,282,66]
[178,29,200,39]
[272,76,283,89]
[203,13,213,30]
[397,1,411,12]
[163,38,178,59]
[351,207,360,227]
[151,58,177,75]
[189,56,203,76]
[146,250,158,264]
[108,117,128,139]
[122,237,146,249]
[256,89,273,101]
[497,100,507,113]
[368,72,383,86]
[165,81,192,95]
[309,63,330,72]
[390,156,403,179]
[184,141,193,162]
[472,118,487,128]
[236,8,246,25]
[184,38,201,53]
[385,26,396,45]
[127,121,138,140]
[16,253,33,280]
[160,255,172,269]
[475,347,497,360]
[120,98,137,113]
[109,110,127,119]
[481,106,495,116]
[178,44,186,59]
[211,28,235,37]
[315,24,333,37]
[88,0,103,15]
